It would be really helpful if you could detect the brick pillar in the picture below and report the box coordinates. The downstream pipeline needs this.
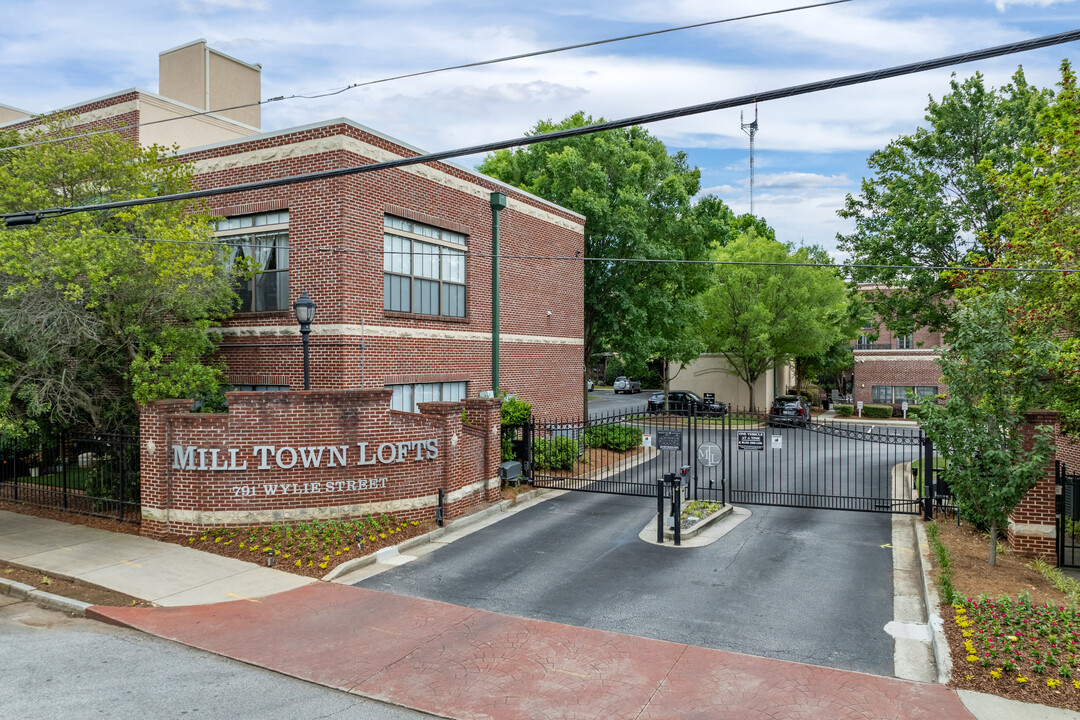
[1007,410,1059,562]
[463,397,503,503]
[138,398,196,538]
[417,401,465,519]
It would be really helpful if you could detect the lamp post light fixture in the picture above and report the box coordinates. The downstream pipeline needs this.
[293,290,317,390]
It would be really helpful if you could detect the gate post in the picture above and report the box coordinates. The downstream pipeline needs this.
[922,436,934,522]
[656,478,665,543]
[1056,461,1064,568]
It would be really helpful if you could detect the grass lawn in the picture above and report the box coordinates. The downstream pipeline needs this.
[9,467,94,491]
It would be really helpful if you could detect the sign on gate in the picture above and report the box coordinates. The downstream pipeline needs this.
[696,442,723,467]
[737,430,765,452]
[657,431,682,451]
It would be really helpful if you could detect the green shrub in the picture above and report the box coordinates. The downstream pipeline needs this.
[906,405,927,419]
[863,404,894,419]
[835,404,854,417]
[532,437,579,471]
[84,459,140,510]
[500,394,533,461]
[581,424,643,451]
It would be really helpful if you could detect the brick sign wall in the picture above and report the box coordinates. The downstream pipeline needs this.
[139,390,501,537]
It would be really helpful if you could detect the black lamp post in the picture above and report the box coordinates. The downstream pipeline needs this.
[293,291,316,390]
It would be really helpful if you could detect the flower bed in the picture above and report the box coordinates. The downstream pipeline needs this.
[172,515,432,579]
[946,594,1080,712]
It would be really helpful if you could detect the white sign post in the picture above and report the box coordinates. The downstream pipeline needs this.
[901,401,909,419]
[857,401,864,418]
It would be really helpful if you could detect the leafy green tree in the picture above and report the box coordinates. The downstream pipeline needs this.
[837,68,1052,333]
[0,118,239,432]
[919,291,1055,566]
[698,233,849,410]
[972,61,1080,433]
[479,113,733,407]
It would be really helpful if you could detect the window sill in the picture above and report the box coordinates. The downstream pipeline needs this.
[230,310,293,319]
[384,311,470,323]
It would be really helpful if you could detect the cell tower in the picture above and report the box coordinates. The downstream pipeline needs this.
[740,104,759,215]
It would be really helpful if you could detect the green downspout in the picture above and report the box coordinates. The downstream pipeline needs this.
[490,192,507,395]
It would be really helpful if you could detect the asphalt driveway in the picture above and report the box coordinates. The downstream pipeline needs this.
[356,488,895,676]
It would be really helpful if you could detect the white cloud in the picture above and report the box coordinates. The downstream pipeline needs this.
[993,0,1076,10]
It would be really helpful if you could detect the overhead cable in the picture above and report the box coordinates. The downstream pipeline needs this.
[0,0,851,152]
[4,27,1080,227]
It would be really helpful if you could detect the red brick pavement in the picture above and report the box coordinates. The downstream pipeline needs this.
[90,583,974,720]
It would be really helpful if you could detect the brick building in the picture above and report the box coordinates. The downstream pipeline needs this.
[4,40,586,419]
[849,285,945,413]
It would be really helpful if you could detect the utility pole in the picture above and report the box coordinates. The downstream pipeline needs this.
[740,104,759,216]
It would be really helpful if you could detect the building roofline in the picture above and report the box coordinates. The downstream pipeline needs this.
[0,87,261,133]
[174,116,586,221]
[159,39,263,71]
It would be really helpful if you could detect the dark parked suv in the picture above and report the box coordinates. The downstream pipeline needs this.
[769,395,810,426]
[647,391,728,417]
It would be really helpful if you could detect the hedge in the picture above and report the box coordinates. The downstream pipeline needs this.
[581,424,643,452]
[532,437,579,471]
[835,404,854,417]
[862,404,894,419]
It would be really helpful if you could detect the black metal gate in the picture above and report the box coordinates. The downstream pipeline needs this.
[524,405,929,517]
[1057,461,1080,568]
[0,431,141,523]
[725,409,927,515]
[525,407,725,501]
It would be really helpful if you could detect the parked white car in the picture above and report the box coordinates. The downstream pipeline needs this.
[613,376,642,394]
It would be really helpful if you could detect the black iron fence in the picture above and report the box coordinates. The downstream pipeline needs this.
[1057,461,1080,568]
[0,430,140,523]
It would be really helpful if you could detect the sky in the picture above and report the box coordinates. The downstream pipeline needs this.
[1,0,1078,256]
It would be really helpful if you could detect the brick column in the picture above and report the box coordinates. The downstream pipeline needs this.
[1007,410,1059,561]
[463,397,503,503]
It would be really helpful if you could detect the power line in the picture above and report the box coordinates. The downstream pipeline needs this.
[36,232,1069,274]
[4,26,1080,228]
[0,0,851,153]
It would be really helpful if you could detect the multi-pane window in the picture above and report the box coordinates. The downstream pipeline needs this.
[383,216,466,318]
[896,333,914,349]
[871,386,938,404]
[218,211,290,313]
[387,381,468,413]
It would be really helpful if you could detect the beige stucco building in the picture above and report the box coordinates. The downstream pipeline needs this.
[667,355,794,410]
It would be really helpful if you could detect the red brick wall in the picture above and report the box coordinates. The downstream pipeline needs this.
[138,389,501,537]
[185,122,586,418]
[1009,411,1067,561]
[852,355,942,412]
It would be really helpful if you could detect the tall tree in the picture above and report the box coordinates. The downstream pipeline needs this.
[919,291,1055,566]
[0,118,239,432]
[698,233,849,410]
[479,113,732,404]
[837,68,1052,332]
[971,60,1080,432]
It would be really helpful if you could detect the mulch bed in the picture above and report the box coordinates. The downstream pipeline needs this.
[0,498,141,535]
[933,517,1079,712]
[158,520,437,579]
[1,561,152,608]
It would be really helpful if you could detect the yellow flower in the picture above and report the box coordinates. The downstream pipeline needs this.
[262,546,271,552]
[1017,676,1028,684]
[319,562,328,569]
[954,606,967,614]
[1048,679,1061,689]
[295,560,301,567]
[214,537,222,543]
[966,655,978,663]
[1074,680,1080,690]
[223,540,231,546]
[379,533,386,539]
[335,551,341,556]
[990,670,1002,680]
[411,521,418,526]
[962,631,974,637]
[283,554,290,559]
[1008,636,1019,643]
[369,535,376,541]
[343,547,350,552]
[199,535,207,541]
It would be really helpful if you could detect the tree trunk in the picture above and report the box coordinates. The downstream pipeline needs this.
[747,378,756,413]
[663,359,670,413]
[988,520,998,566]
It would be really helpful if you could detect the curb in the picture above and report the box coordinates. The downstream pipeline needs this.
[663,503,733,541]
[913,518,952,685]
[323,486,551,581]
[0,576,92,617]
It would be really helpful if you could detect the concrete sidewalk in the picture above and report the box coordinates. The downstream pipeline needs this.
[1,508,1075,719]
